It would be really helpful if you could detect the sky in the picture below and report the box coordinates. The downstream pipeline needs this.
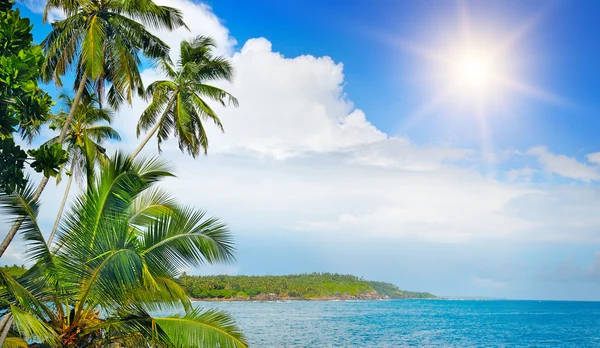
[4,0,600,300]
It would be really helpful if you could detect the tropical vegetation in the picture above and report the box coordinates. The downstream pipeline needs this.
[0,0,245,346]
[46,93,121,244]
[133,36,238,158]
[0,0,63,195]
[0,154,246,347]
[0,265,26,278]
[178,273,437,300]
[1,0,189,257]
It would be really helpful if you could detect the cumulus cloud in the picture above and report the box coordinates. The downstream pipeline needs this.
[201,38,388,158]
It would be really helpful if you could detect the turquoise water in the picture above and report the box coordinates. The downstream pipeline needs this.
[189,300,600,347]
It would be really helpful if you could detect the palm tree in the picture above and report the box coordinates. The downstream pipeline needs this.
[0,153,247,347]
[46,93,121,245]
[42,0,186,166]
[133,36,238,159]
[0,0,186,258]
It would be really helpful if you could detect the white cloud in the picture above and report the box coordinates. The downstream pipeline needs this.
[506,166,536,182]
[153,0,236,58]
[207,38,387,158]
[19,0,65,22]
[527,146,600,181]
[587,152,600,164]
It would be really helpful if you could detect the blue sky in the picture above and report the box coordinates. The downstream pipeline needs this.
[6,0,600,300]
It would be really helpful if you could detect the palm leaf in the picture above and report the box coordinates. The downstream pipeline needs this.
[154,308,247,348]
[0,181,53,267]
[129,187,177,227]
[9,306,60,346]
[142,207,235,277]
[1,337,28,348]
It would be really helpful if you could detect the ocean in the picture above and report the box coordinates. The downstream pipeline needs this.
[186,299,600,347]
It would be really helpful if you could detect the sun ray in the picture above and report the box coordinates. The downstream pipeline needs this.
[458,0,472,43]
[396,86,457,134]
[397,39,449,66]
[495,76,570,107]
[495,4,555,56]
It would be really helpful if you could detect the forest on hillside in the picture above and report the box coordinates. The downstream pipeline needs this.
[177,273,437,300]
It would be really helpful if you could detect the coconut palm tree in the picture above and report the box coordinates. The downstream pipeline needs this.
[133,36,238,159]
[0,153,247,347]
[0,0,187,258]
[42,0,186,164]
[46,93,121,245]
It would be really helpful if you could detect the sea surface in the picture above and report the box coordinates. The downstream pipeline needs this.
[183,300,600,347]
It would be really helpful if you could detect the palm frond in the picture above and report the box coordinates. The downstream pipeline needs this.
[129,187,177,227]
[0,181,53,267]
[142,207,235,276]
[154,307,247,348]
[1,337,28,348]
[0,270,54,325]
[86,125,121,143]
[10,306,60,346]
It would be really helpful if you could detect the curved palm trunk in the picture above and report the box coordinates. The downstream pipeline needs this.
[131,121,161,159]
[47,156,77,246]
[0,176,49,257]
[131,96,176,159]
[0,315,13,346]
[0,73,88,258]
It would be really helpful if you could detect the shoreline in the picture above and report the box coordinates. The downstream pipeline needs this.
[190,296,438,302]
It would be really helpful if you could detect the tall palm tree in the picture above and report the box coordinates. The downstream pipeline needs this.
[0,153,247,347]
[133,36,239,159]
[46,93,121,245]
[42,0,186,168]
[0,0,186,257]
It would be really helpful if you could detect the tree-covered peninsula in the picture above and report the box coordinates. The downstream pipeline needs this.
[178,273,437,301]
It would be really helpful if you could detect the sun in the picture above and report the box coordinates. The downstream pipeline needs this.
[451,49,496,92]
[438,45,506,99]
[390,2,564,166]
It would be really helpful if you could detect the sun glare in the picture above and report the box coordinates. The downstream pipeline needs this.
[451,49,496,91]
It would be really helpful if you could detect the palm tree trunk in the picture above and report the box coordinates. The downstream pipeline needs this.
[0,314,13,347]
[0,176,49,257]
[47,156,77,246]
[131,96,177,160]
[131,120,161,159]
[0,73,88,258]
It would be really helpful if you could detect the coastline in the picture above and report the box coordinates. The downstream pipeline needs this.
[190,293,437,302]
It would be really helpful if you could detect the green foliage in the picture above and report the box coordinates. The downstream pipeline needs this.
[46,93,121,183]
[0,1,53,192]
[367,281,437,299]
[0,138,27,192]
[0,4,52,138]
[0,264,27,277]
[178,273,437,300]
[0,1,32,55]
[27,143,68,177]
[0,153,246,347]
